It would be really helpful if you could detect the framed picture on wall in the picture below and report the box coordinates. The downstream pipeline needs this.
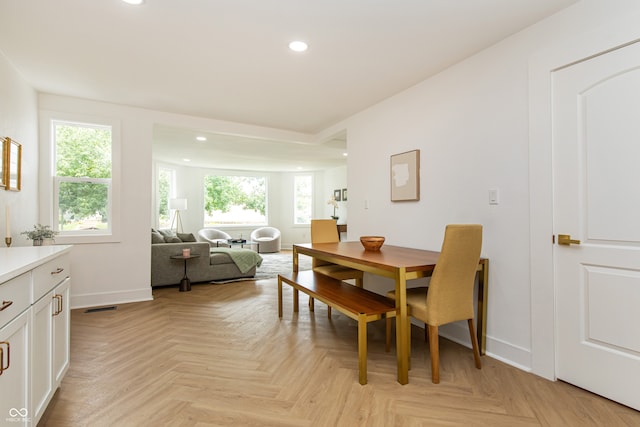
[0,137,6,189]
[390,149,419,202]
[342,188,347,201]
[4,137,21,192]
[334,189,341,201]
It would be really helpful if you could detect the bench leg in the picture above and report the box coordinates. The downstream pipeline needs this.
[309,296,315,312]
[293,288,299,312]
[357,314,368,385]
[277,276,283,318]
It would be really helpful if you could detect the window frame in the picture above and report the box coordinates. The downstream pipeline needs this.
[39,111,121,244]
[293,174,313,225]
[202,173,268,227]
[156,165,176,230]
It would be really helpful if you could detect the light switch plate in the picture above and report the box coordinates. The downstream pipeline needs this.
[488,188,499,205]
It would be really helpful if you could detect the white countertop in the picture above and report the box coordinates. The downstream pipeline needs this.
[0,245,73,283]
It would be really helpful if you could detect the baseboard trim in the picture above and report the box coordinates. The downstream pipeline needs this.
[437,321,532,372]
[71,288,153,310]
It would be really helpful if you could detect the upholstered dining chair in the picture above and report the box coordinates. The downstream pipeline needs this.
[310,219,364,316]
[385,224,483,384]
[197,228,232,247]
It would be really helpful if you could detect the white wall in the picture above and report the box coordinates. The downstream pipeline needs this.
[38,94,155,308]
[323,166,348,225]
[331,0,640,372]
[0,51,39,243]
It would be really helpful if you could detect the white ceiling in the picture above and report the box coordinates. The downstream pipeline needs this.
[0,0,577,171]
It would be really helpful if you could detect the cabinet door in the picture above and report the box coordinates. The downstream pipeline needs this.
[31,291,53,423]
[53,278,71,385]
[0,310,29,426]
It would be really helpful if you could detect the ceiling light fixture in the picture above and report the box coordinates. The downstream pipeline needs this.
[122,0,144,5]
[196,136,207,141]
[183,158,191,162]
[289,41,308,52]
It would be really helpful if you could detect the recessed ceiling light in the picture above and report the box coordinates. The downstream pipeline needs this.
[183,158,191,162]
[289,41,308,52]
[196,136,207,141]
[343,152,348,157]
[122,0,144,5]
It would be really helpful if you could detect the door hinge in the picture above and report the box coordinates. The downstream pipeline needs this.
[552,235,555,244]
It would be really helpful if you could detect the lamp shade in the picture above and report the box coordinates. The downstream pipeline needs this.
[169,198,187,210]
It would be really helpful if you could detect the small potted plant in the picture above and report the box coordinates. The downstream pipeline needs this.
[21,224,59,246]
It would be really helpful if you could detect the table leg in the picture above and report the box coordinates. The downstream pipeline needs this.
[395,269,409,385]
[179,259,191,292]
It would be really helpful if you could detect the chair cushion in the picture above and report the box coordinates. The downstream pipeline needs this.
[387,287,429,321]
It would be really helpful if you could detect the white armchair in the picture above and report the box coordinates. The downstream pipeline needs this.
[250,227,281,253]
[197,228,232,247]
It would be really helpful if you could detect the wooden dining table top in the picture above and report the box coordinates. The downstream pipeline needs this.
[294,241,442,275]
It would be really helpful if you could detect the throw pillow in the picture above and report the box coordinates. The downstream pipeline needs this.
[158,229,176,238]
[151,230,164,244]
[164,236,182,243]
[177,232,196,242]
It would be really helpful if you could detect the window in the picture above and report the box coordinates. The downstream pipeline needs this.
[294,175,312,224]
[203,175,267,226]
[40,113,120,243]
[157,167,175,229]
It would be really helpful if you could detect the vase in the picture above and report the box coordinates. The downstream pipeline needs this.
[43,238,54,246]
[33,239,43,246]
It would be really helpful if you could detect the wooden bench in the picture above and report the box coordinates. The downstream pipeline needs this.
[277,270,396,385]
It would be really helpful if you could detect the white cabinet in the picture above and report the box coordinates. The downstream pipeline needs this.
[31,290,54,422]
[52,277,70,386]
[0,246,71,426]
[0,310,30,426]
[31,253,71,425]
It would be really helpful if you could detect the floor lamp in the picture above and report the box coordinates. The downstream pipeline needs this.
[169,198,187,233]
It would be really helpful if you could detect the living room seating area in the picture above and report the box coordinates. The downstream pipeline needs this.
[151,229,262,286]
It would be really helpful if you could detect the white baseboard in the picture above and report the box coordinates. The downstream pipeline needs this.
[435,321,533,372]
[70,288,153,310]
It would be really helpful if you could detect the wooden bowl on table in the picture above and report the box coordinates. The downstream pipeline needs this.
[360,236,385,251]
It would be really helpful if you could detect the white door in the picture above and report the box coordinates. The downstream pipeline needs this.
[553,41,640,410]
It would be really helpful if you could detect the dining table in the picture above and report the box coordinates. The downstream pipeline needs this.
[293,241,489,385]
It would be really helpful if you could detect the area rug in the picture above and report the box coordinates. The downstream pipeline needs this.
[210,251,312,284]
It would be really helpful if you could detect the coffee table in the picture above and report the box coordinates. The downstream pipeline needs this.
[216,239,259,252]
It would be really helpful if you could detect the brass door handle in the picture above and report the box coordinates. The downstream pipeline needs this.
[558,234,581,245]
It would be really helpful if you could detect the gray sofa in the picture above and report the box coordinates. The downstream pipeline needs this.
[151,230,262,287]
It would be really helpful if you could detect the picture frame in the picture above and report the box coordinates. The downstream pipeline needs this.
[390,149,420,202]
[4,137,22,191]
[342,188,347,201]
[0,137,6,189]
[334,189,341,201]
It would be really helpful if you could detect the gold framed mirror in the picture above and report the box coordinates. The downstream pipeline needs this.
[0,137,5,189]
[4,137,22,191]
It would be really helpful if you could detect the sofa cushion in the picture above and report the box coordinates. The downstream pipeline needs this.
[151,229,165,244]
[164,236,182,243]
[177,232,197,242]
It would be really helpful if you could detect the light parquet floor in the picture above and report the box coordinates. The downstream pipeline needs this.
[39,278,640,426]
